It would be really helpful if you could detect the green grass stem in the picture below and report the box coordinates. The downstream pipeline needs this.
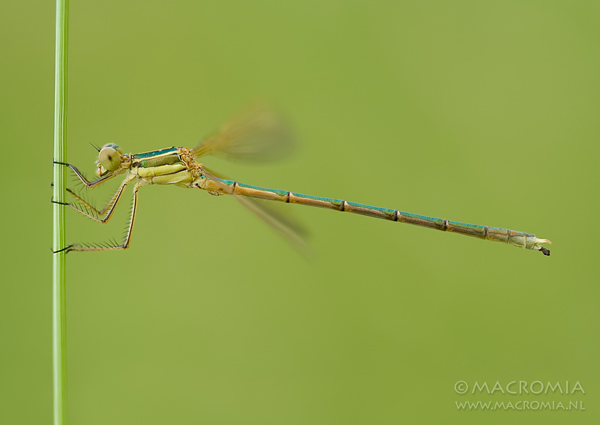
[52,0,69,424]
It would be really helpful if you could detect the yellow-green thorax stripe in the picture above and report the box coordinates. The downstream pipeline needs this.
[132,147,182,168]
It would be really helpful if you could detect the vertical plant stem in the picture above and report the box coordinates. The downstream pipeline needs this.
[53,0,69,424]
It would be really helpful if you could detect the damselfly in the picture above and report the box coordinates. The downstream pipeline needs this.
[53,107,551,255]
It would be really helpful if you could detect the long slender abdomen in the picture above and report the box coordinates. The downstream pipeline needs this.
[212,178,551,255]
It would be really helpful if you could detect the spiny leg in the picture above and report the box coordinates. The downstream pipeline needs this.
[65,187,115,216]
[54,160,118,187]
[58,180,142,252]
[52,173,136,224]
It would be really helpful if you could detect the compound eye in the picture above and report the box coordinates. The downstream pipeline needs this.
[99,146,121,171]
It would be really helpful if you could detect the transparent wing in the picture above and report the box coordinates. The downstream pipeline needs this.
[202,167,309,255]
[192,104,295,162]
[235,195,308,251]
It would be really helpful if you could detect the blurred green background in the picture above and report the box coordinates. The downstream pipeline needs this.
[1,0,598,423]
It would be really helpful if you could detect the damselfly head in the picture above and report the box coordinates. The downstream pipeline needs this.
[96,143,123,176]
